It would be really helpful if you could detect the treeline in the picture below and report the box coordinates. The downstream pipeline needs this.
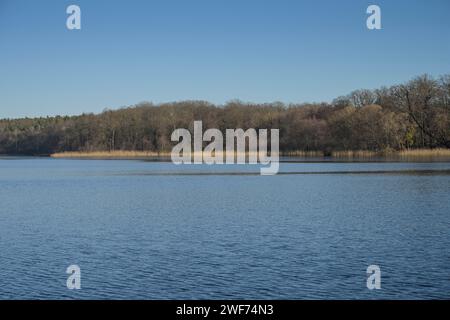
[1,74,449,155]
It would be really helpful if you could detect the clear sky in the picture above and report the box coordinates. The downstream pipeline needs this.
[0,0,449,118]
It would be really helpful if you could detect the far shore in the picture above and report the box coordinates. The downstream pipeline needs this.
[51,150,172,158]
[46,149,450,160]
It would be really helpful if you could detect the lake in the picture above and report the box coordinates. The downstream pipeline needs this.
[0,158,449,299]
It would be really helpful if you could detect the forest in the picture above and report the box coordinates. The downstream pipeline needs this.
[1,74,449,156]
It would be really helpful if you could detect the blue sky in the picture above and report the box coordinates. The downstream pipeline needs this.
[0,0,449,118]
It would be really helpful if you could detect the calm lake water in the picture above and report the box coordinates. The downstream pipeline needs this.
[0,158,450,299]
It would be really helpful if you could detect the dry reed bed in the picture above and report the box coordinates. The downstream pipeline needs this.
[51,149,450,159]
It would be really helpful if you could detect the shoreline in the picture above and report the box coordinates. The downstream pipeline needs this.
[2,149,450,160]
[46,149,450,160]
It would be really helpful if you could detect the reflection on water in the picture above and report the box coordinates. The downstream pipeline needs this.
[0,158,450,299]
[111,169,450,176]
